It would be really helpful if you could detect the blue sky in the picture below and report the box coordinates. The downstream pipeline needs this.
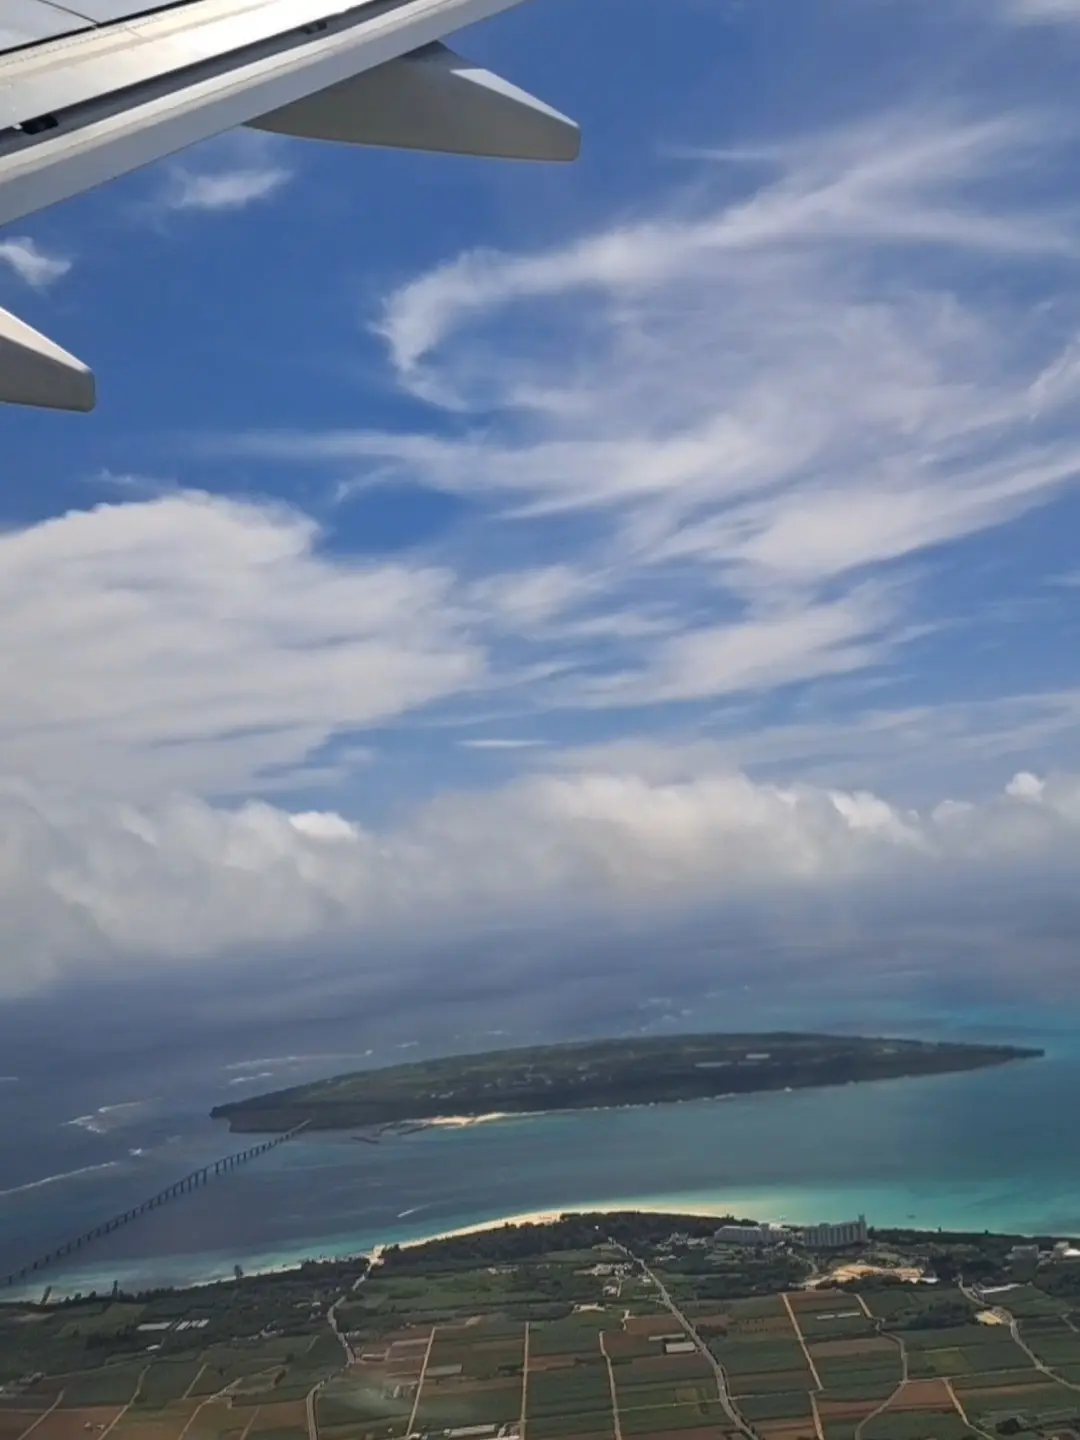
[4,0,1080,1005]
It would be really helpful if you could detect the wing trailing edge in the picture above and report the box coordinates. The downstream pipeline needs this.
[247,42,580,162]
[0,305,94,411]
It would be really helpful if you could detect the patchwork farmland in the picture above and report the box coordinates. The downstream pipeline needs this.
[8,1221,1080,1440]
[696,1282,1080,1440]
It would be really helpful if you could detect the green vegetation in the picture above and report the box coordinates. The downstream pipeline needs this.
[10,1211,1080,1440]
[210,1032,1041,1131]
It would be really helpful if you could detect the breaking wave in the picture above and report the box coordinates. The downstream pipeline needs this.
[0,1160,120,1199]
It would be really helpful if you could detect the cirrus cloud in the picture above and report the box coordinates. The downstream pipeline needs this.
[222,103,1080,732]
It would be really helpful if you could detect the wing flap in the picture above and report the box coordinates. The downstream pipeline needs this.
[1,1,93,55]
[0,0,539,228]
[247,41,580,161]
[52,1,192,19]
[0,0,578,413]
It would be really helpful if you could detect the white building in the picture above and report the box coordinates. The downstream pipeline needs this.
[714,1224,783,1247]
[800,1215,868,1250]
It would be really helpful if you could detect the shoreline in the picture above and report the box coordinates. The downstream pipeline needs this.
[211,1036,1044,1136]
[419,1111,516,1128]
[6,1199,1067,1304]
[0,1203,756,1302]
[392,1200,753,1249]
[216,1063,1035,1139]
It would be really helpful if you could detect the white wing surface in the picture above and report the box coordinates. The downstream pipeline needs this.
[0,0,578,411]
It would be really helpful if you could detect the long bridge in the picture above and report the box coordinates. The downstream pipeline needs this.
[1,1120,310,1291]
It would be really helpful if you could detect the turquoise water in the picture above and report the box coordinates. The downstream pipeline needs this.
[2,992,1077,1298]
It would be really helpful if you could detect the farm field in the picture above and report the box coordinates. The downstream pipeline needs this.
[8,1216,1080,1440]
[326,1253,743,1440]
[689,1281,1080,1440]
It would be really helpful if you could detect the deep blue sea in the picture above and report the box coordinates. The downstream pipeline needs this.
[1,986,1077,1300]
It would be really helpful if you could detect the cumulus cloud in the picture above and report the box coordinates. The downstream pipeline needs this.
[0,238,71,289]
[3,761,1080,999]
[160,166,291,212]
[0,492,480,796]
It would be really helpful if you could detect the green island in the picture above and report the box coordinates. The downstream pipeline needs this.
[6,1213,1080,1440]
[209,1033,1042,1133]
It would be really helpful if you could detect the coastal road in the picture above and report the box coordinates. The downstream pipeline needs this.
[327,1297,351,1363]
[328,1252,380,1365]
[616,1245,754,1440]
[313,1265,376,1440]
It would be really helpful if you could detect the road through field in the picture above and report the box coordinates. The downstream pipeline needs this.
[598,1329,624,1440]
[97,1368,148,1440]
[15,1394,63,1440]
[945,1377,996,1440]
[520,1321,530,1440]
[782,1292,823,1390]
[406,1326,436,1438]
[961,1283,1080,1396]
[622,1248,754,1440]
[853,1332,907,1440]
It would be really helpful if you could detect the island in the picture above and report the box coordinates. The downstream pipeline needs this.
[209,1031,1042,1132]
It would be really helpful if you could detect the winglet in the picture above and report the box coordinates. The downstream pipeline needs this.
[0,307,95,411]
[248,42,580,163]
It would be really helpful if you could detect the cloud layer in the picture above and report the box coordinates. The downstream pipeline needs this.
[4,10,1080,1006]
[3,760,1079,999]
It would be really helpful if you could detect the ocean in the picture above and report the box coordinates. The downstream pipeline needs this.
[1,987,1077,1300]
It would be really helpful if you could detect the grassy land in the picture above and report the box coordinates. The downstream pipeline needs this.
[10,1219,1080,1440]
[210,1033,1042,1132]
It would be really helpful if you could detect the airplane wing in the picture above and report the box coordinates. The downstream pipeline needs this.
[0,0,579,412]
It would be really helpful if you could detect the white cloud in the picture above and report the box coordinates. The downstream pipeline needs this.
[582,590,896,706]
[0,237,71,289]
[468,565,600,630]
[161,166,291,212]
[4,760,1080,998]
[1005,0,1080,21]
[548,688,1080,804]
[460,738,548,750]
[7,86,1080,1008]
[0,492,480,797]
[227,105,1080,726]
[377,110,1072,376]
